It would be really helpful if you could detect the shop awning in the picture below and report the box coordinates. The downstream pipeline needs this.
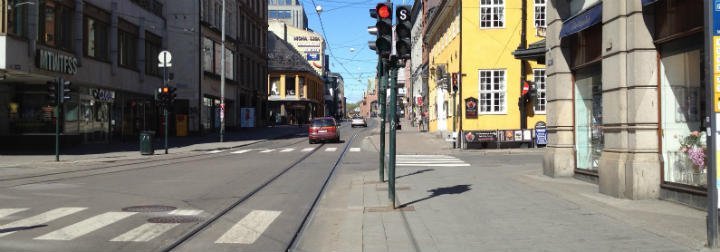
[512,39,546,64]
[559,3,602,38]
[641,0,661,6]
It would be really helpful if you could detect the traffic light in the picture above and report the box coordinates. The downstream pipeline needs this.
[368,8,378,52]
[167,86,177,105]
[395,5,412,59]
[60,78,71,103]
[375,3,392,57]
[156,87,167,107]
[47,80,58,106]
[451,73,459,93]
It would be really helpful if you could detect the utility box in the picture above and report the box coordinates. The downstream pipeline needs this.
[139,131,154,155]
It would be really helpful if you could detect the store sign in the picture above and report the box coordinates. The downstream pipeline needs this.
[37,49,78,75]
[465,97,478,119]
[91,88,115,102]
[535,121,547,145]
[464,130,496,143]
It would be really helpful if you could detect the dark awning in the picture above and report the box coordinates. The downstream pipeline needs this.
[512,39,546,64]
[642,0,661,6]
[559,3,602,38]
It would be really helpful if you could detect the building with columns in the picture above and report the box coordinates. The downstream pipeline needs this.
[544,0,707,207]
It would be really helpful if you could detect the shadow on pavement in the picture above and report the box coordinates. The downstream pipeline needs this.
[396,169,435,179]
[0,126,308,155]
[0,224,48,233]
[400,184,472,208]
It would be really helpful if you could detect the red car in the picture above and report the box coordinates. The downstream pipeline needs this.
[309,117,340,144]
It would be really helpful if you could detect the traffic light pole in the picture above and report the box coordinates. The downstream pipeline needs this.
[388,59,398,208]
[163,54,169,154]
[54,99,59,162]
[379,57,387,183]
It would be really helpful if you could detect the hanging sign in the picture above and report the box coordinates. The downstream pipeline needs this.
[465,97,478,119]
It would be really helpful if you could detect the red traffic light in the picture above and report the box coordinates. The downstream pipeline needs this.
[162,87,169,93]
[376,4,390,19]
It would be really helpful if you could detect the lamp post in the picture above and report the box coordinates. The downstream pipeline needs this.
[219,0,226,142]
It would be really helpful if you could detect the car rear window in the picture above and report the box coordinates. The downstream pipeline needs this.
[312,119,335,127]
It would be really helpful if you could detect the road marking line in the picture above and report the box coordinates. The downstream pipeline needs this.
[349,148,361,152]
[35,212,136,240]
[0,207,87,237]
[301,148,314,152]
[260,149,275,153]
[397,163,471,167]
[397,155,454,158]
[0,208,28,219]
[215,210,281,244]
[168,209,203,216]
[109,223,179,242]
[207,150,223,154]
[280,148,295,152]
[231,149,252,154]
[397,160,466,164]
[325,147,337,152]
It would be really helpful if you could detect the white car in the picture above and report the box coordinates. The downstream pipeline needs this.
[351,117,367,128]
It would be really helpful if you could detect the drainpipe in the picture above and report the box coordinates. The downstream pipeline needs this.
[110,1,118,76]
[518,0,528,130]
[74,0,83,66]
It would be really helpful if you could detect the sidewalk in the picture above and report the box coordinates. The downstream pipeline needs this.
[296,126,712,251]
[0,126,306,169]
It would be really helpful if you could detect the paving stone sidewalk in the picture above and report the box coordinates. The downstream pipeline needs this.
[296,125,714,252]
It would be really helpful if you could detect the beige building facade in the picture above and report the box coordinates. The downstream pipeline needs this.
[545,0,708,207]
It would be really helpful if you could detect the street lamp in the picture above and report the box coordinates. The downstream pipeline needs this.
[220,0,226,142]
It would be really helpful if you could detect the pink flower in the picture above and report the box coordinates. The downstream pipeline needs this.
[692,131,700,137]
[680,147,688,153]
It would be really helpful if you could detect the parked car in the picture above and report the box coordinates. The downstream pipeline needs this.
[309,117,340,144]
[351,116,367,128]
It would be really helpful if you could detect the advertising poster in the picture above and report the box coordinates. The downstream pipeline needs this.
[535,121,548,145]
[240,108,255,128]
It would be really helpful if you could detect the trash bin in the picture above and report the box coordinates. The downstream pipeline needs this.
[139,131,154,155]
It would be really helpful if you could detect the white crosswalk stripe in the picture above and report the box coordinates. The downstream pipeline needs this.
[110,210,203,242]
[35,212,136,240]
[301,147,314,152]
[215,210,281,244]
[397,155,470,167]
[349,148,361,152]
[325,147,337,152]
[0,208,28,219]
[231,149,252,154]
[280,148,295,152]
[0,207,87,237]
[259,149,275,153]
[207,150,223,154]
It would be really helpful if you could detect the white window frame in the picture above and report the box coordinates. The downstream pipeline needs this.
[478,69,507,114]
[533,69,547,114]
[479,0,505,29]
[534,0,546,28]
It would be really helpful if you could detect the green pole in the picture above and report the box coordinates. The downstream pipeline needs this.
[388,59,398,208]
[379,58,387,182]
[164,108,168,154]
[55,105,59,162]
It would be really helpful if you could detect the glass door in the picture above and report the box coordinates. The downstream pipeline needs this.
[574,65,602,171]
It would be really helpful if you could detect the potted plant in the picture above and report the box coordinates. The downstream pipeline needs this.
[679,131,707,185]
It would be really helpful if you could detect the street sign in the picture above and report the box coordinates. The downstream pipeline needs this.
[158,50,172,67]
[522,81,530,96]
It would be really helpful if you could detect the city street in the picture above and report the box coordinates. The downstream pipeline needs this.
[0,119,711,251]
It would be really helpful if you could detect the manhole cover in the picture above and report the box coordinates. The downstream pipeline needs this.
[122,205,177,212]
[147,216,201,223]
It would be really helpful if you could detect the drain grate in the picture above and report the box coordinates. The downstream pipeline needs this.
[122,205,177,212]
[147,216,201,223]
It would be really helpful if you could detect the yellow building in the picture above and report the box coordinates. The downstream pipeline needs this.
[425,0,547,147]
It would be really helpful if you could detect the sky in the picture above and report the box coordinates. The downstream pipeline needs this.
[300,0,411,103]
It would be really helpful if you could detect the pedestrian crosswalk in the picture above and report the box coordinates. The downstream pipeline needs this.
[397,155,470,167]
[207,146,366,155]
[0,207,281,245]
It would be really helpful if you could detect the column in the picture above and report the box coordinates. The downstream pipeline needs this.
[599,1,659,199]
[543,1,575,177]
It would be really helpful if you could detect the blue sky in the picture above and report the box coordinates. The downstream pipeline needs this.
[300,0,411,103]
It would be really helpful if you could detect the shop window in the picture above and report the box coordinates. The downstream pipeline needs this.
[286,76,296,96]
[299,77,306,98]
[480,0,504,28]
[654,0,703,42]
[213,42,222,75]
[7,0,30,37]
[269,77,280,96]
[478,69,506,113]
[569,25,602,68]
[118,19,138,69]
[534,0,546,28]
[660,37,707,187]
[40,0,74,51]
[145,32,162,77]
[224,48,234,80]
[533,69,546,113]
[574,65,602,171]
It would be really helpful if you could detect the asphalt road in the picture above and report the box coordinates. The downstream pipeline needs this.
[0,120,377,252]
